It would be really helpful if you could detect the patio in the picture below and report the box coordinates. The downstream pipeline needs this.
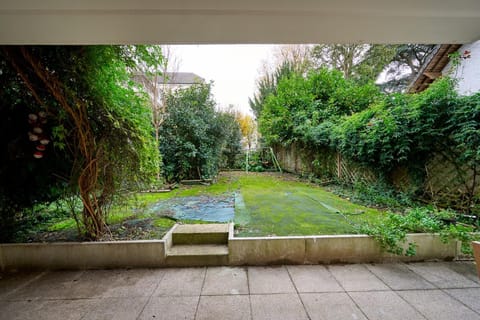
[0,261,479,319]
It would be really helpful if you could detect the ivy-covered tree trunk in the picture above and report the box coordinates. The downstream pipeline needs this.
[4,47,107,239]
[2,45,160,241]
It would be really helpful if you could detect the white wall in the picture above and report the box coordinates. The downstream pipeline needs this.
[444,40,480,95]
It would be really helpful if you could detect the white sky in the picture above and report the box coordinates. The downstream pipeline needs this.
[170,45,275,115]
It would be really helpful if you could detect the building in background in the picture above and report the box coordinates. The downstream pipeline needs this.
[408,41,480,94]
[133,71,205,103]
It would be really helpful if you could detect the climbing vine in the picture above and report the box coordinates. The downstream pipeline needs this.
[0,46,159,240]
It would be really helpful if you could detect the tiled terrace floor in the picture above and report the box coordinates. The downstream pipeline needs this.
[0,261,479,319]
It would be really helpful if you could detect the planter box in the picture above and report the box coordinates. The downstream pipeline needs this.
[473,241,480,279]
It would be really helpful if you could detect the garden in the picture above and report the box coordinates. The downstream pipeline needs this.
[13,172,380,241]
[0,44,479,258]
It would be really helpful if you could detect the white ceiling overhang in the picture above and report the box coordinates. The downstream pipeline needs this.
[0,0,479,44]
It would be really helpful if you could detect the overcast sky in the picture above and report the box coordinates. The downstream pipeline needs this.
[170,45,275,115]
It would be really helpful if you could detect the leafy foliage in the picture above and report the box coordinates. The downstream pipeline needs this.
[311,44,397,84]
[260,71,463,173]
[259,62,480,216]
[0,46,159,240]
[220,111,243,169]
[160,83,241,182]
[259,68,381,147]
[248,61,298,118]
[357,207,478,256]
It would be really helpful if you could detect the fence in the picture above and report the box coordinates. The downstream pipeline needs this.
[273,144,377,185]
[273,144,480,206]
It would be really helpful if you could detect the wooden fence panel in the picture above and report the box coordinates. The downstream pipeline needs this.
[273,145,480,207]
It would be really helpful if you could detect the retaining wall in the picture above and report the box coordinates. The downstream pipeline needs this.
[228,233,459,266]
[0,230,460,271]
[0,240,166,271]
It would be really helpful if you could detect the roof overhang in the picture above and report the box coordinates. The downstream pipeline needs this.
[0,0,480,45]
[408,44,462,93]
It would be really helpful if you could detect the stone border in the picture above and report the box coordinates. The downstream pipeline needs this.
[0,225,460,271]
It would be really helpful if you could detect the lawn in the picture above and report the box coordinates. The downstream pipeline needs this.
[231,172,383,236]
[18,172,384,241]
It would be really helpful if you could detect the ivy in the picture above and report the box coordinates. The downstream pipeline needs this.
[356,207,478,256]
[0,46,160,240]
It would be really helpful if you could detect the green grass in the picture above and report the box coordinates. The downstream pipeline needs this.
[31,172,385,240]
[231,172,384,237]
[47,219,77,232]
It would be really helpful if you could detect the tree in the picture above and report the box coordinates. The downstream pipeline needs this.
[312,44,397,84]
[259,68,381,148]
[271,45,313,75]
[236,113,257,150]
[131,46,182,179]
[0,46,159,240]
[379,44,436,92]
[219,111,243,169]
[248,61,298,118]
[160,82,240,182]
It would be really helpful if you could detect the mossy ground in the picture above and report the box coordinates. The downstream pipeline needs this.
[231,172,383,236]
[19,172,384,241]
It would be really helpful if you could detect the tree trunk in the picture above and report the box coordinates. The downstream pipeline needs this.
[6,46,107,240]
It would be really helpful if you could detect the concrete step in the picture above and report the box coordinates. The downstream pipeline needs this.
[172,224,229,245]
[166,244,229,267]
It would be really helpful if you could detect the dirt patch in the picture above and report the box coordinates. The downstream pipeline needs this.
[22,215,175,243]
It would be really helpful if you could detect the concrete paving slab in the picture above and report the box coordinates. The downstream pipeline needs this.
[0,271,45,300]
[138,296,199,320]
[67,269,164,299]
[445,261,480,284]
[8,269,163,300]
[196,295,251,320]
[250,293,309,320]
[7,271,84,300]
[398,290,480,320]
[45,270,109,299]
[98,268,164,298]
[202,267,248,295]
[0,298,96,320]
[349,291,425,320]
[1,262,480,320]
[406,262,480,288]
[365,263,435,290]
[445,288,480,314]
[248,266,296,294]
[328,264,389,291]
[300,292,367,320]
[153,267,205,296]
[287,265,343,293]
[83,297,148,320]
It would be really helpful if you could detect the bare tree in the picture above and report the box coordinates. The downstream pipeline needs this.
[134,45,181,179]
[271,44,313,75]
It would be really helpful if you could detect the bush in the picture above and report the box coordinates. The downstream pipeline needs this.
[160,83,242,182]
[356,207,478,256]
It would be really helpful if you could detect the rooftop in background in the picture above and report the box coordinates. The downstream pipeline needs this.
[408,44,462,93]
[159,72,205,85]
[132,72,204,86]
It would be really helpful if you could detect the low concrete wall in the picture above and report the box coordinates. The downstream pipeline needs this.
[229,237,306,265]
[0,240,166,271]
[229,233,458,265]
[0,232,459,271]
